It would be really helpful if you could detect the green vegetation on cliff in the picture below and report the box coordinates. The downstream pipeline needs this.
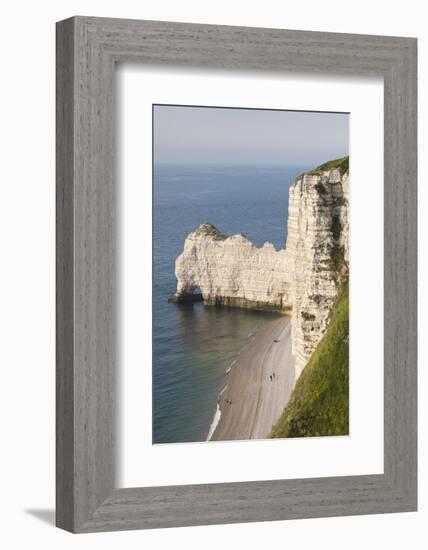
[269,280,349,438]
[314,155,349,174]
[195,223,227,240]
[296,156,349,182]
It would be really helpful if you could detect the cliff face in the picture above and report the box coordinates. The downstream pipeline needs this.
[170,159,349,379]
[286,165,349,375]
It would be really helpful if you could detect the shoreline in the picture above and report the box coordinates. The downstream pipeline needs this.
[209,315,295,441]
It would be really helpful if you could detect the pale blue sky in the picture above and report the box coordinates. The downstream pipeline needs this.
[153,105,349,166]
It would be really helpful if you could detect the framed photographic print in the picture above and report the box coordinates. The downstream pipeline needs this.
[56,17,417,532]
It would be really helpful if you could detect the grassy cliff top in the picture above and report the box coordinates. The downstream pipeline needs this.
[269,280,349,438]
[296,156,349,182]
[313,156,349,174]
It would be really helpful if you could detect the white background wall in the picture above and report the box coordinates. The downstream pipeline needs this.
[0,1,425,548]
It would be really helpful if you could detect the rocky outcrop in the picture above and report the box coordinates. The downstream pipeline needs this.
[170,158,349,379]
[170,224,293,312]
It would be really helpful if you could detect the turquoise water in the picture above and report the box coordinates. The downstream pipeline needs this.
[153,163,309,444]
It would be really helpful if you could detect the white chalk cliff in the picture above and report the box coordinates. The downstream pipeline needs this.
[170,159,349,378]
[286,164,349,376]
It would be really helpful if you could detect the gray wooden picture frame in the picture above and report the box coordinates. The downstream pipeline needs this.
[56,16,417,533]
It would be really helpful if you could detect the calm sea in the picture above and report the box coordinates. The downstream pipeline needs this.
[153,163,308,444]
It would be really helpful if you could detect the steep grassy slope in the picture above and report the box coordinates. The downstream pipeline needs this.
[269,280,349,438]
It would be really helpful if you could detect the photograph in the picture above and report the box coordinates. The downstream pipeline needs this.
[153,104,349,444]
[0,0,419,542]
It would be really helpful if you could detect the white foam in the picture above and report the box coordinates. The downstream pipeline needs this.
[206,403,222,441]
[206,385,228,440]
[218,385,228,398]
[226,360,236,374]
[248,326,259,338]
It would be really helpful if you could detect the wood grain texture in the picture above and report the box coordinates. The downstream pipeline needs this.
[56,16,417,533]
[56,18,75,532]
